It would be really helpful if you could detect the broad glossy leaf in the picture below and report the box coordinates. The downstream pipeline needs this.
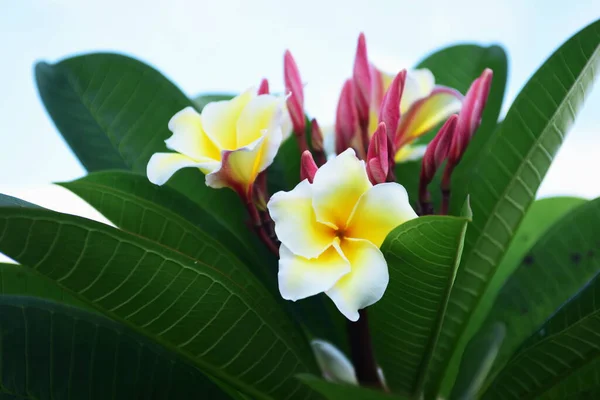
[0,296,231,400]
[35,53,268,272]
[297,374,405,400]
[0,205,317,400]
[482,229,600,399]
[59,171,275,287]
[369,204,471,396]
[430,19,600,396]
[535,359,600,400]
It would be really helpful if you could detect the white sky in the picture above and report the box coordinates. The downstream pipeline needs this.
[0,0,599,262]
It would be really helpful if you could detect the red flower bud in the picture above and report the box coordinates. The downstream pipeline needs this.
[284,50,306,135]
[366,122,390,185]
[352,33,372,129]
[257,78,270,95]
[311,118,324,152]
[300,150,318,183]
[421,114,458,186]
[335,79,359,154]
[378,69,407,144]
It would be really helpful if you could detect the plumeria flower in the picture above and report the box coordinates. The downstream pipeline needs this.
[147,89,285,198]
[267,149,417,321]
[369,67,463,162]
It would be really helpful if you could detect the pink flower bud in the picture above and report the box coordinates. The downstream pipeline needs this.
[311,118,324,152]
[335,79,359,154]
[421,114,458,186]
[284,50,306,135]
[352,33,372,128]
[448,69,493,164]
[257,78,270,95]
[366,122,390,185]
[300,150,318,183]
[378,69,406,143]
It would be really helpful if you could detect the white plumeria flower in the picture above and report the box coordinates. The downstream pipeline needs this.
[147,89,285,197]
[267,149,417,321]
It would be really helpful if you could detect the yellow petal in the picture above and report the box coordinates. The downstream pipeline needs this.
[268,180,336,259]
[201,90,254,150]
[147,153,218,186]
[400,69,435,113]
[345,183,417,247]
[236,94,281,148]
[325,238,389,321]
[205,136,263,191]
[394,144,427,163]
[396,87,463,148]
[311,149,372,230]
[278,243,350,301]
[166,107,221,161]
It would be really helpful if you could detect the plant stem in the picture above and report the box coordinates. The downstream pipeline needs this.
[440,163,455,215]
[347,309,383,389]
[245,198,279,256]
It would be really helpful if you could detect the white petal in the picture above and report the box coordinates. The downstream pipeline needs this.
[236,94,282,147]
[345,183,417,247]
[166,107,220,160]
[147,153,218,186]
[311,339,358,385]
[278,243,350,301]
[401,69,435,113]
[326,238,389,321]
[201,90,254,150]
[268,180,336,259]
[311,149,372,229]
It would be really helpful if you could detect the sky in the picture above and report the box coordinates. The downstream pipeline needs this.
[0,0,599,261]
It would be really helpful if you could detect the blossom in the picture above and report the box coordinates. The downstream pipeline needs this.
[370,67,463,162]
[147,89,285,198]
[267,149,417,321]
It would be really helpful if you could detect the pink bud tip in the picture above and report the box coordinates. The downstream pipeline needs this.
[421,114,458,185]
[284,50,306,135]
[311,118,324,152]
[449,68,494,164]
[335,79,359,154]
[300,150,318,183]
[366,122,390,185]
[378,69,406,143]
[257,78,269,95]
[352,33,372,127]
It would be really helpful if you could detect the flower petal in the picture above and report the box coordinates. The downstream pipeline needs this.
[400,69,435,113]
[326,238,389,321]
[345,183,417,247]
[236,94,282,148]
[311,149,372,229]
[396,87,463,148]
[201,90,254,150]
[205,136,264,192]
[166,107,221,160]
[278,243,350,301]
[395,144,428,163]
[311,339,358,385]
[268,180,336,258]
[147,153,218,186]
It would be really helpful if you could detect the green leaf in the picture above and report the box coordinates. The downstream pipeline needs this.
[479,204,600,398]
[0,296,232,399]
[396,44,508,209]
[429,19,600,397]
[0,263,85,309]
[0,204,317,400]
[59,171,276,288]
[369,208,471,396]
[193,93,236,110]
[534,359,600,400]
[35,53,269,275]
[450,322,506,400]
[297,374,406,400]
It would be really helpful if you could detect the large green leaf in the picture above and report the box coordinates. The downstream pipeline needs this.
[297,375,405,400]
[35,53,269,273]
[369,204,471,396]
[0,296,232,399]
[396,44,508,209]
[59,171,275,288]
[482,275,600,399]
[430,19,600,396]
[0,204,317,400]
[535,359,600,400]
[460,197,600,397]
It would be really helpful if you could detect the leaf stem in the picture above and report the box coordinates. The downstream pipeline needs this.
[347,309,383,389]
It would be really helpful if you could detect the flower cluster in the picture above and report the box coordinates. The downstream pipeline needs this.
[146,33,492,321]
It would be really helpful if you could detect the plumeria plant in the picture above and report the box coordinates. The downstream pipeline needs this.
[0,19,599,400]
